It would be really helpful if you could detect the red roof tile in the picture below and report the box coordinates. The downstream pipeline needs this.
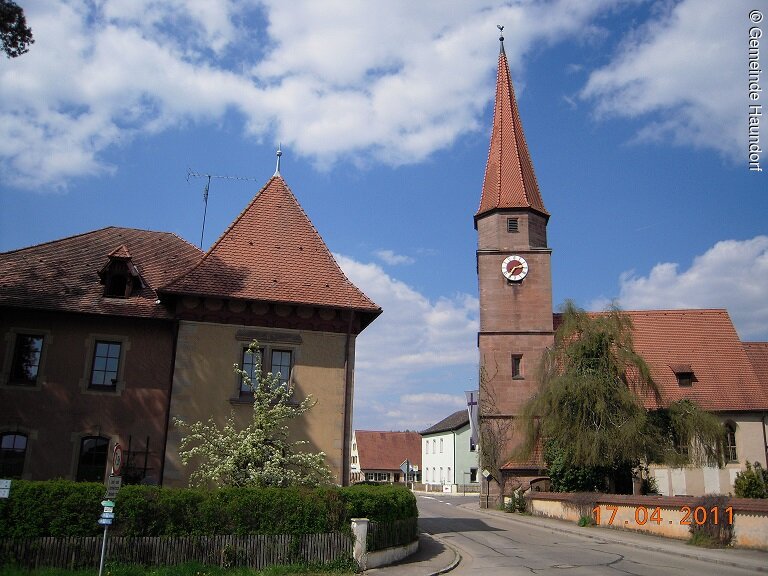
[355,430,421,471]
[561,310,768,412]
[502,443,545,471]
[476,43,548,219]
[162,176,380,317]
[0,227,203,319]
[744,342,768,389]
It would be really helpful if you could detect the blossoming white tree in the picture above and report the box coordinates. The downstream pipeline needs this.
[174,341,333,488]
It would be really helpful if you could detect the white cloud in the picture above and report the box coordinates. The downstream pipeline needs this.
[375,249,415,266]
[334,254,478,430]
[596,236,768,340]
[2,0,626,189]
[581,0,748,160]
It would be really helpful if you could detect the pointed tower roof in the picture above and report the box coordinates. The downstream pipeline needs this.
[476,30,548,220]
[161,175,381,320]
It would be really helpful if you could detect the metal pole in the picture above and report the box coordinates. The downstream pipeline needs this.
[98,524,108,576]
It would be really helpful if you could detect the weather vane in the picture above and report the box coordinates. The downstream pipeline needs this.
[497,24,504,42]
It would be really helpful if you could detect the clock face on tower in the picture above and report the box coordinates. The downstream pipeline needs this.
[502,255,529,282]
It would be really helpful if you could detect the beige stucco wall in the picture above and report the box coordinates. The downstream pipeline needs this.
[651,413,768,496]
[528,495,768,549]
[164,320,352,487]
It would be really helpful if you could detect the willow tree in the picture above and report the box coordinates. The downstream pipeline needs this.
[517,302,725,492]
[174,341,332,488]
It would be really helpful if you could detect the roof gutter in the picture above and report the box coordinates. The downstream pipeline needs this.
[763,412,768,467]
[342,310,355,486]
[159,317,179,485]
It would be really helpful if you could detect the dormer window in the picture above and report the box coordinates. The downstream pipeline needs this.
[670,364,695,387]
[98,245,144,299]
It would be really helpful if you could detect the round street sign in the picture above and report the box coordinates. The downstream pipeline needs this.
[112,443,123,476]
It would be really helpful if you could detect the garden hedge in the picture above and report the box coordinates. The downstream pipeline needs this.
[0,480,416,538]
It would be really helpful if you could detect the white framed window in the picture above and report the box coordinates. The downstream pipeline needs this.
[365,472,389,482]
[80,334,130,395]
[440,438,443,453]
[237,344,294,397]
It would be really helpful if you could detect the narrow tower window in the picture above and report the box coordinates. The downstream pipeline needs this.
[507,218,519,233]
[512,355,523,378]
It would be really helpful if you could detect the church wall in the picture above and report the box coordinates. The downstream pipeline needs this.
[163,320,350,487]
[476,212,548,252]
[477,250,553,335]
[478,333,553,416]
[652,413,768,496]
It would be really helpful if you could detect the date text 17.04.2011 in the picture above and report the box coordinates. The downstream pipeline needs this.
[593,505,734,526]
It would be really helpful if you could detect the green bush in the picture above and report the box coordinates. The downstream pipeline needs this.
[340,484,417,523]
[0,480,417,538]
[733,461,767,499]
[504,489,526,513]
[0,480,104,538]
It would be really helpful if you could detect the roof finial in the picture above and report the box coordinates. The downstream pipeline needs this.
[274,144,282,176]
[497,24,505,54]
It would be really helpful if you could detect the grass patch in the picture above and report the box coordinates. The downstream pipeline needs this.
[688,532,727,549]
[0,562,356,576]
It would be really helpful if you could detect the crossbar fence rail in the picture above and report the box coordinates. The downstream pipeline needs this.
[0,533,353,570]
[366,517,418,552]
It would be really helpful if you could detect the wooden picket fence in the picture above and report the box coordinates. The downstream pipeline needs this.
[0,533,353,570]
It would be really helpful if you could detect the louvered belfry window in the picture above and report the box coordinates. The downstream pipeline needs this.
[507,218,519,233]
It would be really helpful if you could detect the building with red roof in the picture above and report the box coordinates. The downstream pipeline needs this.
[350,430,421,484]
[476,30,768,502]
[0,169,380,486]
[0,227,202,482]
[159,172,380,486]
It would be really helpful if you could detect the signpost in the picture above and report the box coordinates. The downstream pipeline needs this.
[98,442,123,576]
[400,459,414,488]
[482,469,493,509]
[98,498,116,576]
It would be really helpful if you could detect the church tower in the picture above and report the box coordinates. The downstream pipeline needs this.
[476,29,554,483]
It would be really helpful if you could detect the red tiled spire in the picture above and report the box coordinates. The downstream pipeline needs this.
[476,34,547,219]
[162,175,380,315]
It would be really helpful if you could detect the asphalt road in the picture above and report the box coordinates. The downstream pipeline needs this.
[417,494,761,575]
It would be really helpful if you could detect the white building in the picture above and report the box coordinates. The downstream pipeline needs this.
[421,410,479,491]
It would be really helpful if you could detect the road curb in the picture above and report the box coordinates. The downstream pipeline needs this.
[462,503,768,574]
[423,532,462,576]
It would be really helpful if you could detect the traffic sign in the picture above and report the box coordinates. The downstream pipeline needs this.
[101,512,115,519]
[112,444,123,476]
[101,500,115,508]
[104,476,122,499]
[103,506,114,513]
[0,479,10,499]
[98,518,113,526]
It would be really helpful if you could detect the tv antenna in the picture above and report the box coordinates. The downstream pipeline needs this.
[187,169,261,249]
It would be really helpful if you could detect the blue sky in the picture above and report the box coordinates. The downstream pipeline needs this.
[1,0,766,432]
